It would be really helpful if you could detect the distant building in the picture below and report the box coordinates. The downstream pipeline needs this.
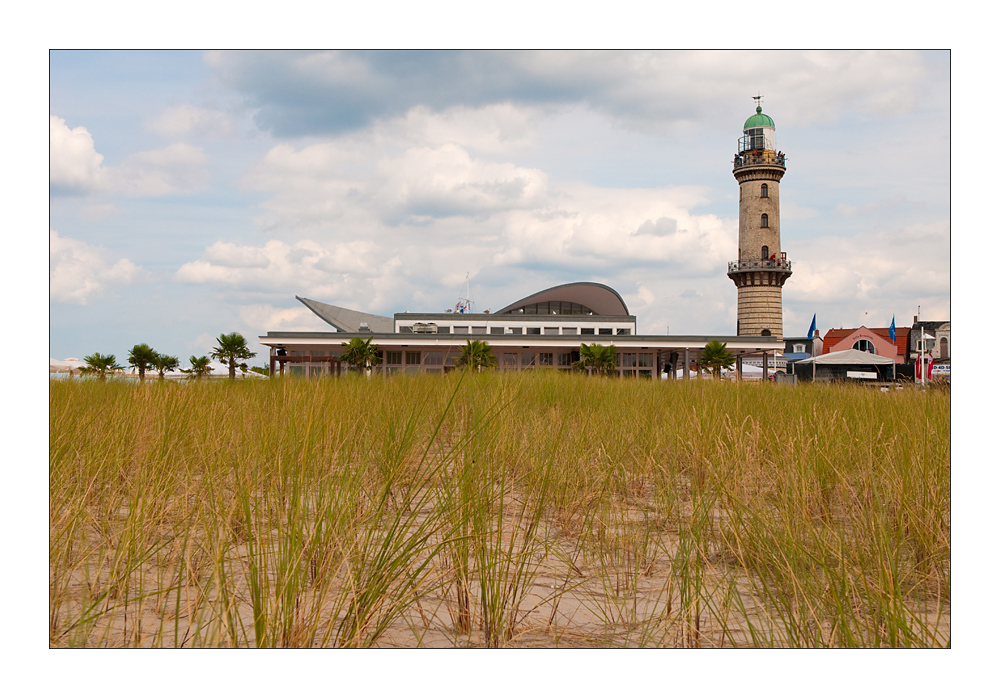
[782,330,823,362]
[259,282,784,379]
[821,326,910,364]
[910,319,950,364]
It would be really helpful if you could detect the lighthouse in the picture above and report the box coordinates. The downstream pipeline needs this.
[728,97,791,340]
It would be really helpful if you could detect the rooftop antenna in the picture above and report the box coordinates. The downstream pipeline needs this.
[454,272,475,314]
[753,93,763,109]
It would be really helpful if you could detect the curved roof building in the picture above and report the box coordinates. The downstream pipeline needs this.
[496,282,629,317]
[262,279,784,380]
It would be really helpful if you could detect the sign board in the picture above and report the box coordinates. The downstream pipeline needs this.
[846,371,877,380]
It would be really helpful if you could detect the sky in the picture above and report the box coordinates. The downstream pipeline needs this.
[49,49,951,365]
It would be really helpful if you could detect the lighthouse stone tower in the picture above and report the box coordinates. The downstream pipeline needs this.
[728,99,791,340]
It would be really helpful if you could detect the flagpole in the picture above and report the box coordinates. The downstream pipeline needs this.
[917,305,924,387]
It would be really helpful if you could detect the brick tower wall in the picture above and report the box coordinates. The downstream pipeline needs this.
[737,284,784,341]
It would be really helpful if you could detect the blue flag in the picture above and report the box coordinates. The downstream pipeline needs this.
[807,314,816,338]
[889,316,896,343]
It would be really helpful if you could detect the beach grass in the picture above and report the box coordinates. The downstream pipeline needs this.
[49,372,950,647]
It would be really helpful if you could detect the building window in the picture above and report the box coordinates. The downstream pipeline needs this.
[385,351,402,365]
[502,353,518,369]
[399,326,413,333]
[581,328,595,335]
[616,328,631,335]
[638,353,653,368]
[853,339,875,354]
[793,344,806,354]
[526,327,541,335]
[557,352,577,367]
[538,352,554,366]
[939,336,949,360]
[490,327,504,335]
[761,183,768,198]
[544,327,559,335]
[522,352,537,367]
[761,245,769,260]
[562,328,577,335]
[761,214,769,228]
[509,327,522,335]
[405,351,421,365]
[599,328,613,335]
[454,326,469,334]
[761,329,771,336]
[424,352,444,365]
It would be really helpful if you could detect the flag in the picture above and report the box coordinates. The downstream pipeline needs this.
[917,356,934,380]
[807,314,816,338]
[889,316,896,343]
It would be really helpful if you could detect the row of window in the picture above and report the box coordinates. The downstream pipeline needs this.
[503,301,597,315]
[380,350,655,368]
[399,325,631,336]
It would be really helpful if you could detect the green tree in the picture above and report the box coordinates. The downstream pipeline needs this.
[340,336,382,374]
[455,339,498,371]
[151,353,180,380]
[248,365,270,377]
[574,343,618,376]
[182,355,213,380]
[127,343,158,381]
[210,332,256,380]
[700,340,735,379]
[80,352,123,381]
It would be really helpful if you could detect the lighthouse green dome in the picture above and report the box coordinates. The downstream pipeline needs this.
[743,106,775,130]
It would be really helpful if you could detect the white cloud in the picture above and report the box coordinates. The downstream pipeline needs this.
[237,304,327,333]
[145,104,234,138]
[50,116,106,194]
[175,239,379,299]
[111,143,210,196]
[50,230,145,304]
[51,115,210,198]
[784,221,950,317]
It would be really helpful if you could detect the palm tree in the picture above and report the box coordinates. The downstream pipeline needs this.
[127,343,158,381]
[455,339,498,370]
[210,332,256,380]
[151,353,180,380]
[574,343,617,376]
[80,352,123,381]
[700,340,735,379]
[182,355,213,380]
[340,337,382,374]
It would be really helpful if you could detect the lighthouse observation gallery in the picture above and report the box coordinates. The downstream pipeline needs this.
[728,98,792,341]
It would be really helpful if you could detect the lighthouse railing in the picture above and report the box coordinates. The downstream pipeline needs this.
[733,152,785,169]
[728,259,793,274]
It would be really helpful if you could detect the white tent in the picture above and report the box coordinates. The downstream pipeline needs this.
[795,348,896,366]
[49,357,86,376]
[793,348,896,381]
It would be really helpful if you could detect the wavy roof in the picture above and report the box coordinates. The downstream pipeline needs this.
[495,282,630,316]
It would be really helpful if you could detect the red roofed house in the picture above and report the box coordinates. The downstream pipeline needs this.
[821,326,910,363]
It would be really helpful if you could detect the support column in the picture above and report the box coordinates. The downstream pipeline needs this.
[736,355,742,381]
[763,351,769,381]
[684,347,690,380]
[269,352,276,377]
